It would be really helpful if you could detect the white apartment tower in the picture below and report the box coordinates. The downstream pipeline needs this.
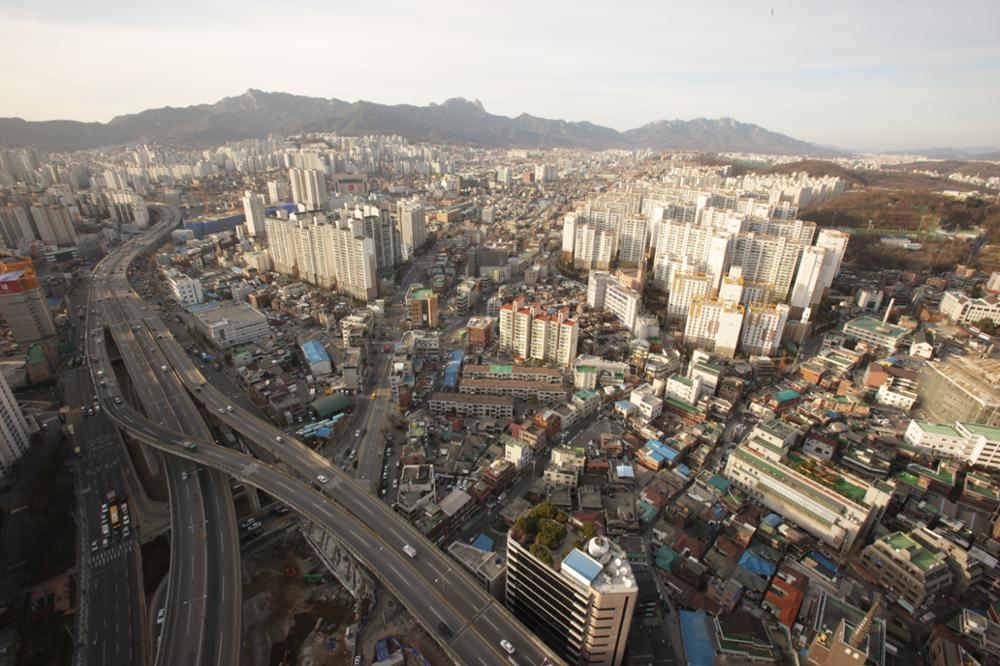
[667,272,714,324]
[790,246,827,312]
[242,191,267,238]
[0,371,30,479]
[815,229,850,290]
[617,216,647,267]
[288,167,328,210]
[398,200,426,261]
[741,303,790,356]
[684,298,745,358]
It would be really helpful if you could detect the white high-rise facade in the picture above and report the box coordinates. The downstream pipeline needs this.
[741,303,790,356]
[289,167,328,210]
[790,246,827,311]
[242,191,266,238]
[617,216,647,267]
[684,299,745,358]
[667,272,714,324]
[587,271,641,332]
[0,371,30,479]
[815,229,850,291]
[398,200,426,261]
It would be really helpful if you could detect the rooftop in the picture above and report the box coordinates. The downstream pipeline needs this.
[882,532,946,573]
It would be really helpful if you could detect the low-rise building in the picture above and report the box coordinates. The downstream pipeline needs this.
[940,290,1000,326]
[428,392,513,419]
[629,383,662,421]
[842,316,909,351]
[861,532,951,612]
[459,378,566,403]
[164,268,204,306]
[189,302,269,349]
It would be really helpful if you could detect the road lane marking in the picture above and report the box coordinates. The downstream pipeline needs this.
[386,564,409,585]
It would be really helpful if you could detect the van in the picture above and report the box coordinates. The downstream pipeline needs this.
[402,544,417,558]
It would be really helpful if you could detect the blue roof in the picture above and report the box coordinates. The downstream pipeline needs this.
[762,513,783,527]
[738,550,777,578]
[471,534,494,552]
[642,440,679,463]
[615,400,635,410]
[805,550,840,577]
[450,350,465,363]
[679,610,716,666]
[616,464,635,478]
[675,464,692,478]
[301,340,330,365]
[562,549,602,584]
[315,427,332,438]
[774,389,800,402]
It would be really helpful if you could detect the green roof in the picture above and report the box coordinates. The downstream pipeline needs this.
[410,288,435,301]
[909,463,954,485]
[883,532,943,573]
[844,316,908,339]
[960,422,1000,442]
[26,344,46,364]
[663,396,699,415]
[915,420,962,438]
[489,364,513,375]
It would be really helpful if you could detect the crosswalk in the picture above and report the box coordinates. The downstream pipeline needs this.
[90,539,134,570]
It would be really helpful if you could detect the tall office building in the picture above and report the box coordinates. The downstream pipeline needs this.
[398,200,426,261]
[242,191,267,238]
[0,370,31,479]
[288,167,328,210]
[506,523,637,666]
[0,258,55,343]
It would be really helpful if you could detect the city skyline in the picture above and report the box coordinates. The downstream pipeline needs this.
[1,1,998,151]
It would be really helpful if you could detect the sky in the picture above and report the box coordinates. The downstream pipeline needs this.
[1,0,998,152]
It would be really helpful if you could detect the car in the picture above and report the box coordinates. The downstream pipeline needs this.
[217,408,226,414]
[156,608,166,625]
[102,537,110,549]
[275,435,283,442]
[226,405,234,412]
[437,622,453,639]
[354,430,361,437]
[353,657,361,666]
[240,517,255,529]
[500,640,515,655]
[316,474,328,484]
[90,540,98,553]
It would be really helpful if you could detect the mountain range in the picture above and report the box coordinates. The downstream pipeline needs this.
[0,89,841,155]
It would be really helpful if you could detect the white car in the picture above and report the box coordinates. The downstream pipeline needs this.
[156,608,166,625]
[500,639,515,655]
[316,474,329,484]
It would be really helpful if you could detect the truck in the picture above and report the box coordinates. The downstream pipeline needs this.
[402,544,417,558]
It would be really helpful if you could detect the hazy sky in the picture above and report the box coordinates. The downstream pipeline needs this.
[1,0,998,151]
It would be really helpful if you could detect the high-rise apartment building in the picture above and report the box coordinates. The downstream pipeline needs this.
[790,246,827,313]
[684,298,744,358]
[506,517,637,666]
[667,272,714,324]
[357,205,400,272]
[0,203,36,247]
[0,257,55,343]
[587,271,641,332]
[288,167,328,210]
[815,229,850,291]
[741,303,789,356]
[616,216,647,267]
[398,200,426,261]
[29,204,76,245]
[242,191,267,238]
[729,232,803,301]
[0,370,31,479]
[499,299,578,367]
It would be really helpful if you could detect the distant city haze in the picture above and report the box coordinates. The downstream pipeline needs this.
[1,0,998,152]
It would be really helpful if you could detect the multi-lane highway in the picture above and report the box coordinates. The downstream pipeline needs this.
[86,208,240,666]
[65,366,147,666]
[89,206,562,666]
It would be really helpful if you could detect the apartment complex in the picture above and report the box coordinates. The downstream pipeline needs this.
[288,167,328,210]
[498,298,579,367]
[241,191,266,237]
[265,212,377,302]
[428,392,514,419]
